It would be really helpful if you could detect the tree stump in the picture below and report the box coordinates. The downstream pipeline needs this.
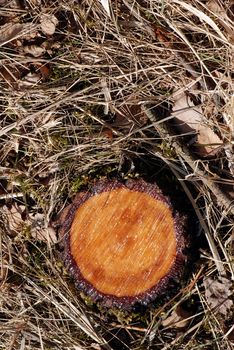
[59,179,186,309]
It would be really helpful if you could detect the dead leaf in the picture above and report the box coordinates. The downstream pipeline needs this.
[206,0,234,43]
[1,204,57,244]
[227,3,234,22]
[40,14,58,36]
[203,276,233,316]
[0,22,36,45]
[162,304,193,329]
[38,64,50,80]
[23,45,45,57]
[227,325,234,344]
[173,0,227,41]
[19,72,41,87]
[28,0,41,6]
[101,128,114,140]
[0,65,20,88]
[29,212,57,244]
[99,0,111,17]
[171,92,222,157]
[1,204,27,237]
[113,101,148,133]
[31,225,57,244]
[0,23,23,45]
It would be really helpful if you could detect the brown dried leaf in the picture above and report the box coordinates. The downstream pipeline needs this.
[100,0,111,17]
[227,326,234,344]
[0,65,20,88]
[29,213,57,244]
[207,0,234,43]
[172,92,222,157]
[114,103,148,132]
[0,0,21,7]
[29,0,41,6]
[38,64,50,80]
[40,14,58,36]
[1,205,57,244]
[203,276,233,316]
[19,72,41,87]
[162,304,192,329]
[23,45,45,57]
[0,23,23,45]
[1,204,27,236]
[0,14,36,42]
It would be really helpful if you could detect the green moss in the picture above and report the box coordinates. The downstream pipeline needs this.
[123,172,140,180]
[70,175,89,194]
[50,134,69,149]
[80,292,95,307]
[22,225,32,239]
[159,140,177,159]
[106,308,147,324]
[50,66,70,81]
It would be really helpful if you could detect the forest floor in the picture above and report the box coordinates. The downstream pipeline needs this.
[0,0,234,349]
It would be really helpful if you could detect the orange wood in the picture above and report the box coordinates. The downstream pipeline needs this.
[70,188,176,297]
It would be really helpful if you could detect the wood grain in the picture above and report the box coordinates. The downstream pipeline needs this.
[70,188,176,297]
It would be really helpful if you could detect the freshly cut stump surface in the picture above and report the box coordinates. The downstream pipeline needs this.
[60,179,186,308]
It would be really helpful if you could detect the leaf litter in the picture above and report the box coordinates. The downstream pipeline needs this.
[171,91,223,157]
[162,304,193,329]
[2,204,57,244]
[40,14,58,36]
[203,276,233,317]
[0,0,234,349]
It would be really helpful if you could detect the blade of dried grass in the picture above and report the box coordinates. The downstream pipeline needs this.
[172,0,228,43]
[22,277,110,348]
[150,148,225,276]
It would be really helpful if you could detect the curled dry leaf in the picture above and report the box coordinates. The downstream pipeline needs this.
[40,14,58,36]
[227,326,234,344]
[29,0,41,6]
[0,0,21,7]
[38,64,50,80]
[114,100,148,132]
[171,92,222,157]
[207,0,234,43]
[19,72,41,87]
[203,276,233,317]
[99,0,111,17]
[1,204,57,244]
[24,45,45,57]
[0,65,20,88]
[0,23,23,45]
[1,204,26,237]
[29,212,57,244]
[162,304,193,329]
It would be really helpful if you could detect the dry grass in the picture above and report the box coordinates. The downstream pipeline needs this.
[0,0,234,349]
